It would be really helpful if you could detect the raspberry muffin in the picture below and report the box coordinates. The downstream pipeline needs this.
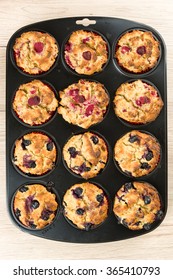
[13,80,58,126]
[64,30,108,75]
[114,130,161,177]
[13,31,59,74]
[13,132,57,176]
[114,80,163,124]
[113,181,163,230]
[13,183,58,229]
[58,79,109,129]
[63,132,108,179]
[63,182,109,230]
[115,29,160,73]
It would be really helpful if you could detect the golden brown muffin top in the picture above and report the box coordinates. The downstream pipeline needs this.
[64,30,108,75]
[113,181,162,230]
[114,130,161,177]
[13,31,59,74]
[13,184,58,229]
[115,30,160,73]
[63,182,109,230]
[114,80,163,124]
[58,79,109,129]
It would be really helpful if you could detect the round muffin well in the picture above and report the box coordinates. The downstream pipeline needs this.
[63,182,109,230]
[13,80,58,126]
[114,130,161,177]
[115,29,160,74]
[12,131,57,176]
[113,181,163,230]
[63,131,108,179]
[12,183,58,230]
[113,80,163,125]
[64,29,109,75]
[13,31,59,75]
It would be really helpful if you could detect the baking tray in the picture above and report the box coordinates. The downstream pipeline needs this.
[6,17,167,243]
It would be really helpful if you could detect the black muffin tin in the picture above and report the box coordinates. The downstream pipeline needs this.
[6,17,167,243]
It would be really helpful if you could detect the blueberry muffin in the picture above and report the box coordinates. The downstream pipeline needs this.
[63,182,109,230]
[58,79,109,129]
[13,31,59,74]
[64,30,108,75]
[63,132,108,179]
[114,130,161,177]
[13,184,58,229]
[114,80,163,124]
[13,132,57,176]
[113,181,163,230]
[13,80,58,126]
[115,30,160,73]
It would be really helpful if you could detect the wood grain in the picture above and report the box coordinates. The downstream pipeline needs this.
[1,0,173,260]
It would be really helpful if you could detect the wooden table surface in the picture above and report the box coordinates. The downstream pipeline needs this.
[0,0,173,260]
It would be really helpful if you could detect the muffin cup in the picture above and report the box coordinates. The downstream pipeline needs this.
[57,78,110,129]
[62,181,111,231]
[62,130,110,179]
[62,29,110,76]
[10,29,60,77]
[11,130,60,178]
[11,79,58,127]
[113,79,164,127]
[113,28,162,77]
[113,130,162,179]
[11,181,60,231]
[113,180,164,231]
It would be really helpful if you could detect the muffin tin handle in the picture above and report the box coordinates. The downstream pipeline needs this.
[76,18,96,26]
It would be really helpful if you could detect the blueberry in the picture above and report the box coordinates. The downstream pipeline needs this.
[84,222,94,231]
[140,162,151,170]
[46,141,54,151]
[76,208,85,215]
[145,150,153,161]
[156,210,164,220]
[27,160,36,168]
[143,195,151,204]
[143,223,151,230]
[96,194,104,205]
[31,200,40,209]
[41,209,52,221]
[72,187,83,198]
[15,208,21,218]
[78,163,91,173]
[21,139,31,150]
[19,186,28,193]
[129,135,139,143]
[68,147,78,158]
[90,136,99,144]
[124,182,134,192]
[134,221,141,226]
[28,221,37,229]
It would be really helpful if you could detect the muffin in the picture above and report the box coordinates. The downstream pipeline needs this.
[113,181,163,230]
[114,130,161,177]
[13,31,59,74]
[13,132,57,176]
[13,80,58,126]
[13,184,58,229]
[113,80,163,124]
[115,29,160,73]
[58,79,109,129]
[63,132,108,179]
[64,30,108,75]
[63,182,109,230]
